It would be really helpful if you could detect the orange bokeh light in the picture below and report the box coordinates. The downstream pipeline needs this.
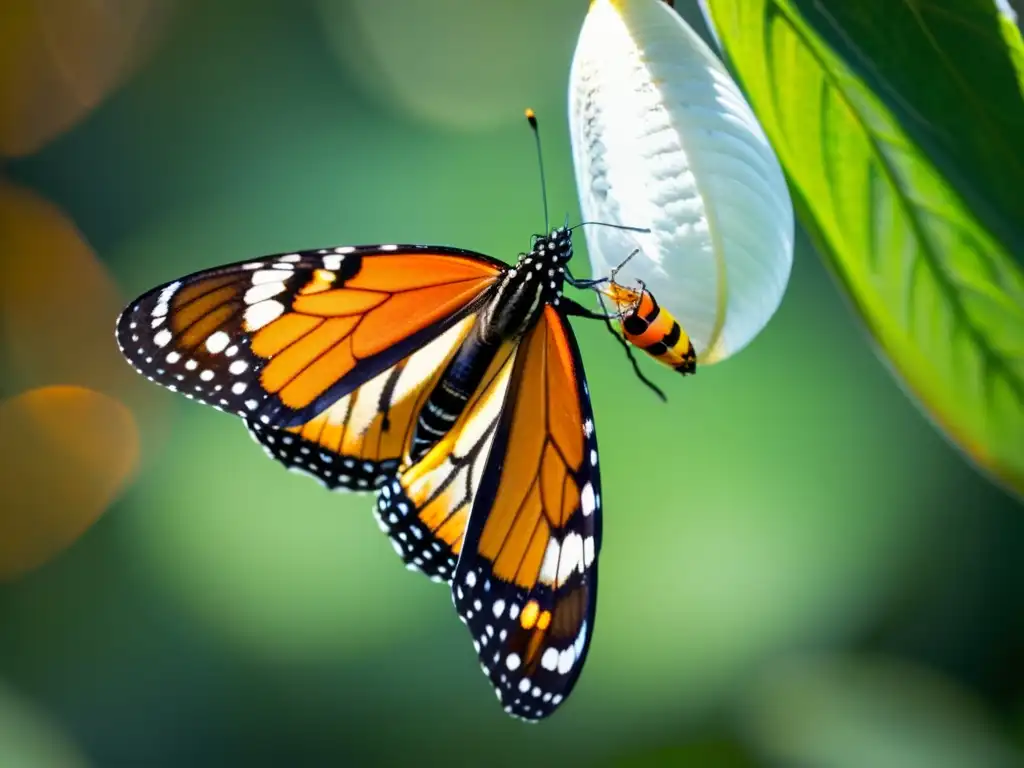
[0,182,153,411]
[0,385,139,581]
[0,0,177,156]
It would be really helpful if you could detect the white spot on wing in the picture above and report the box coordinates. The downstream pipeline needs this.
[344,371,388,438]
[244,300,284,330]
[539,537,560,585]
[251,269,286,285]
[205,331,230,354]
[581,482,596,517]
[244,282,286,304]
[574,620,587,657]
[556,532,585,586]
[152,281,180,318]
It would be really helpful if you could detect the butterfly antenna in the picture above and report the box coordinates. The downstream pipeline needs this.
[525,108,550,233]
[595,291,667,403]
[570,221,651,236]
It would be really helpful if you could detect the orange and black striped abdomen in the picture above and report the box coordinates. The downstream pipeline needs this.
[617,288,696,375]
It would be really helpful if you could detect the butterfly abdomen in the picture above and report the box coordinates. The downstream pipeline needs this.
[410,327,503,462]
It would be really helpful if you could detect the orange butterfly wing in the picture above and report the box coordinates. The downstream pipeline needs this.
[374,339,519,580]
[116,246,502,489]
[247,314,477,491]
[451,306,601,720]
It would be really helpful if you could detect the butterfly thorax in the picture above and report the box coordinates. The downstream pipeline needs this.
[479,227,572,344]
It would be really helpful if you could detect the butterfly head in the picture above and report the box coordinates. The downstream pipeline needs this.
[524,226,573,267]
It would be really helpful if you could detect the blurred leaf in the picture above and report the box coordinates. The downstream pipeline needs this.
[601,739,756,768]
[0,682,87,768]
[703,0,1024,498]
[739,656,1022,768]
[314,0,585,132]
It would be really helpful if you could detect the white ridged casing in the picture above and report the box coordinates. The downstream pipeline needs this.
[569,0,793,363]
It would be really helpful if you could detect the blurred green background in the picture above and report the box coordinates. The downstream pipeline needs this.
[1,1,1022,766]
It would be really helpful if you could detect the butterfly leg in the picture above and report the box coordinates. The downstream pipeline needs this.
[564,263,611,290]
[565,296,667,403]
[566,275,609,290]
[558,297,615,320]
[609,248,641,283]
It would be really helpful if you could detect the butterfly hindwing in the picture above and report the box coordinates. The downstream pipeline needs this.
[374,341,519,581]
[451,306,602,720]
[245,315,477,491]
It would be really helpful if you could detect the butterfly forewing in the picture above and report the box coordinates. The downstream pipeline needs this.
[115,246,502,489]
[451,306,602,721]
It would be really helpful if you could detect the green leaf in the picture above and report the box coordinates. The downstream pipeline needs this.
[785,0,1024,260]
[702,0,1024,498]
[999,12,1024,93]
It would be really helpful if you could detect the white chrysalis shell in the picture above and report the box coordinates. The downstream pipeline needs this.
[569,0,794,364]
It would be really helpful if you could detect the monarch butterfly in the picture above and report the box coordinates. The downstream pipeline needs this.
[114,113,657,721]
